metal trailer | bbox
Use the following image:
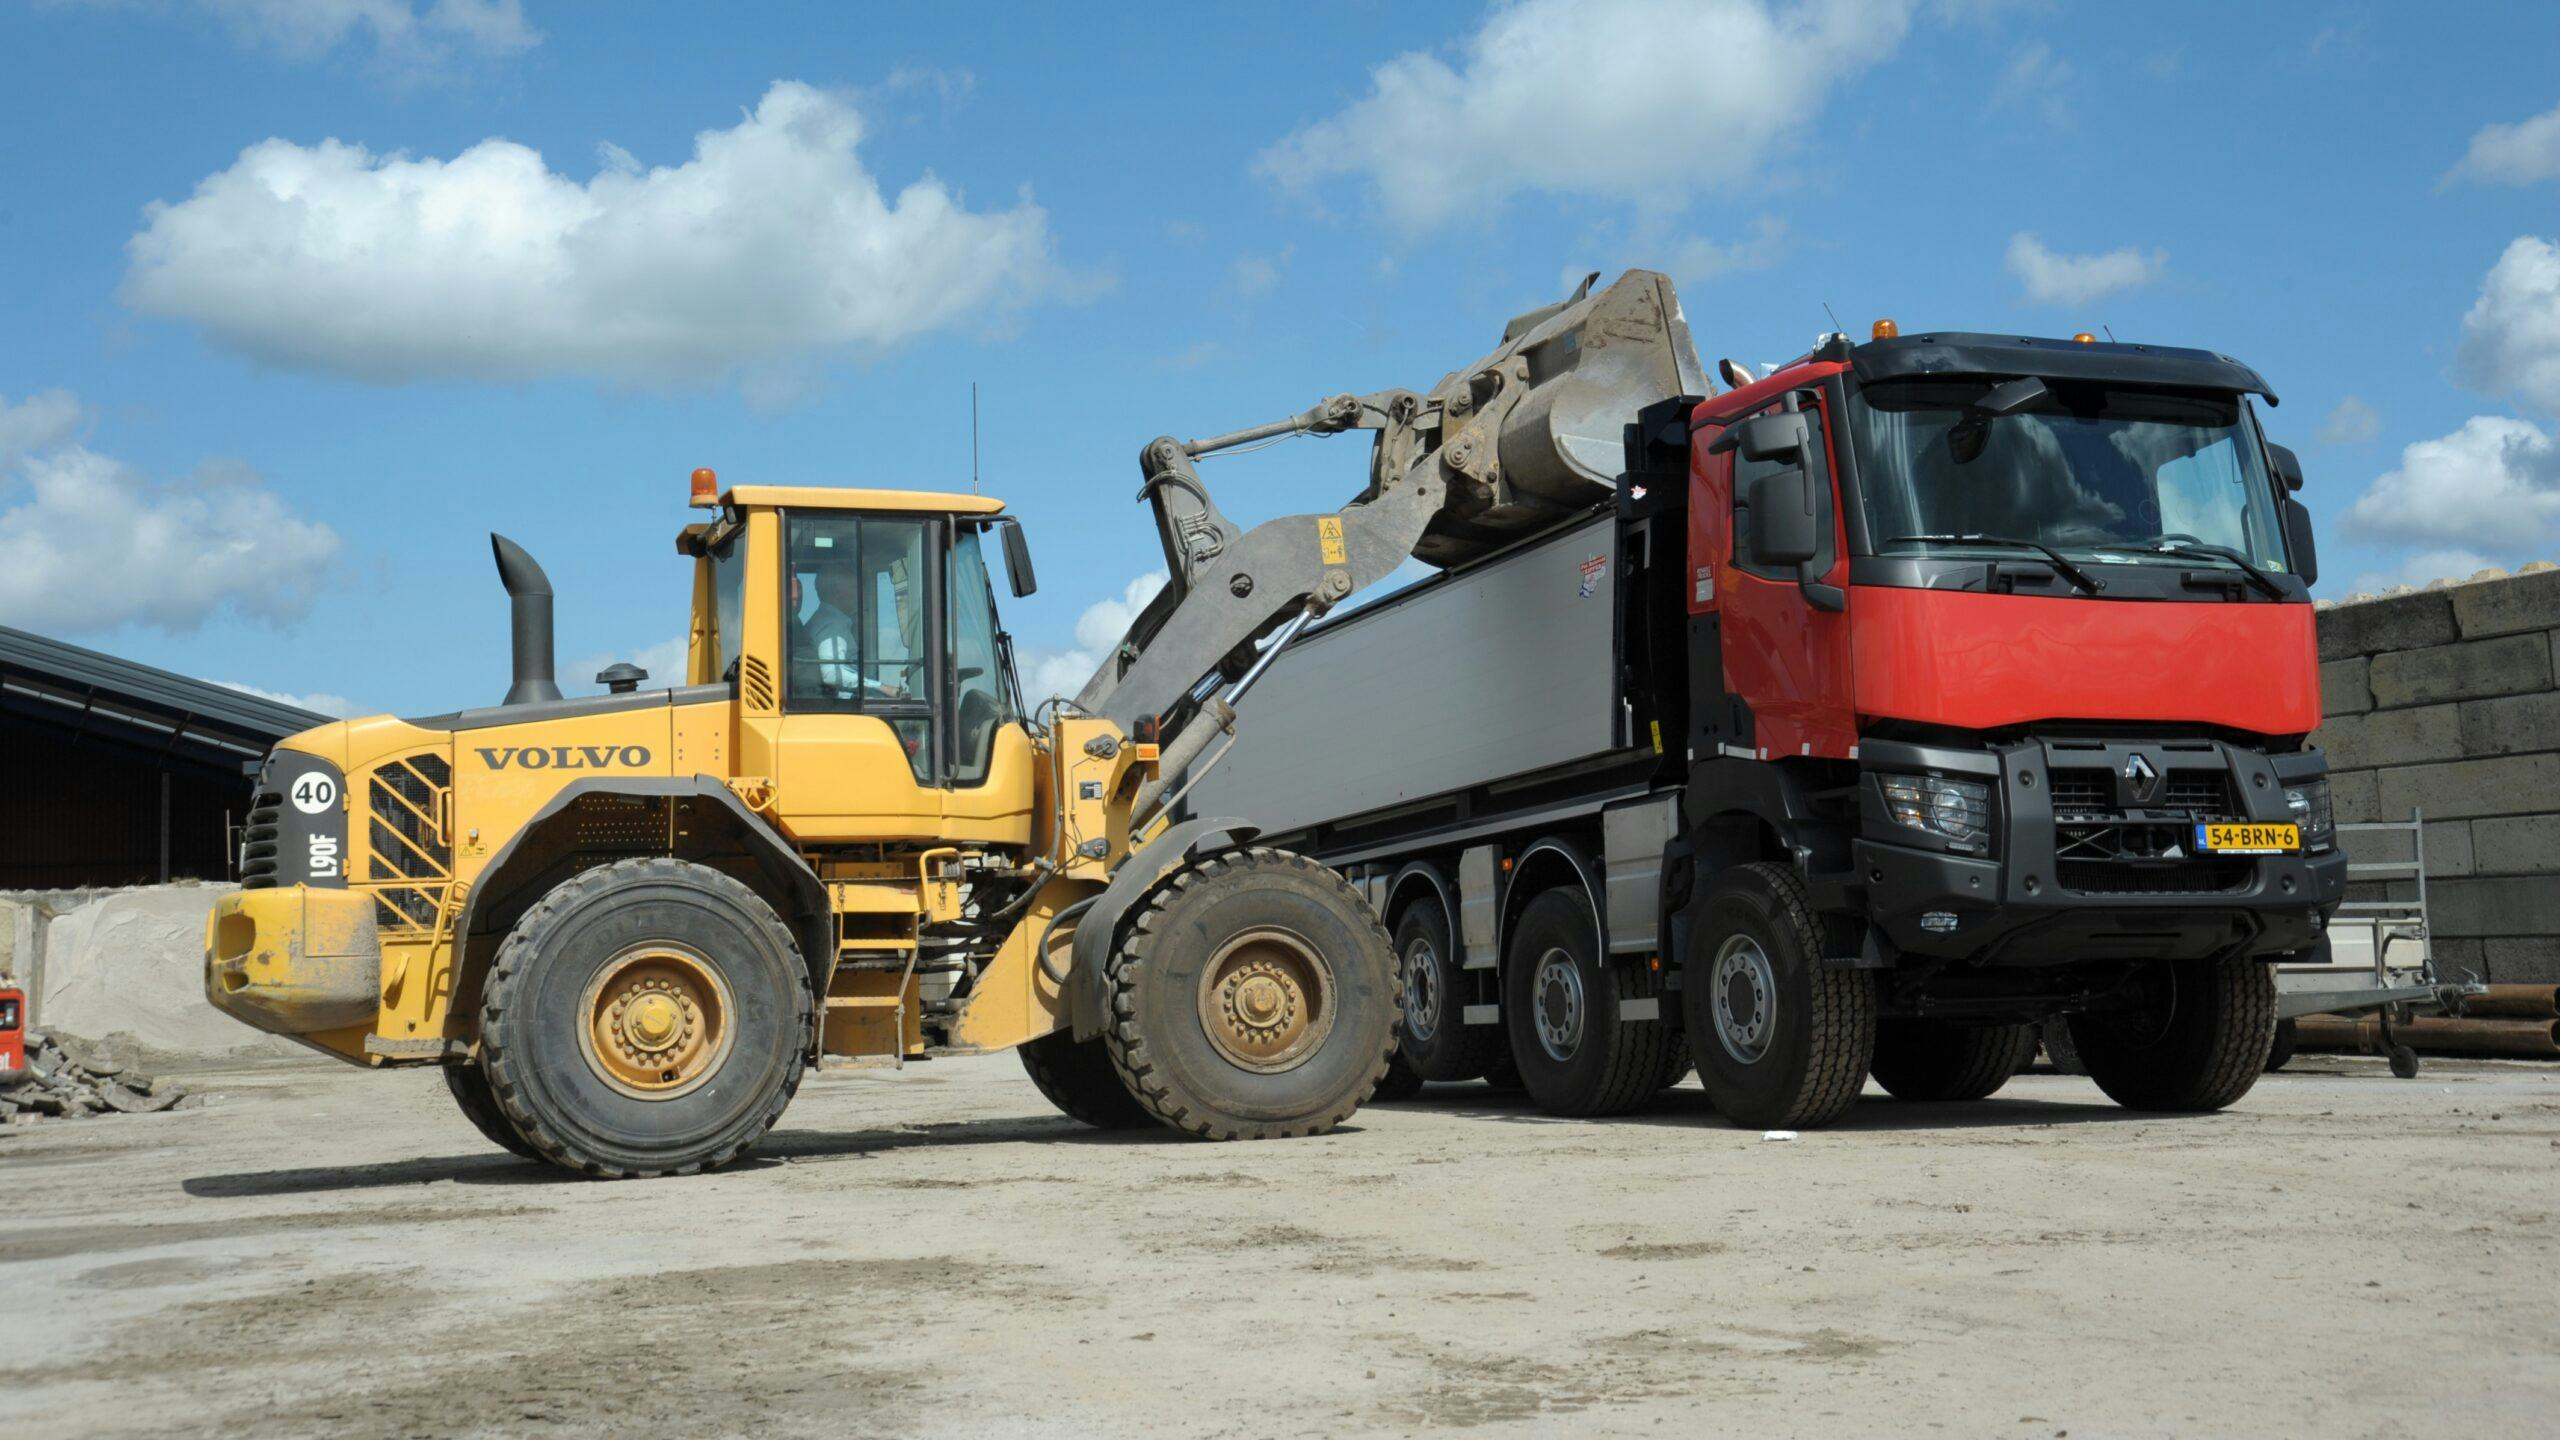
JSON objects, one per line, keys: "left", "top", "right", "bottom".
{"left": 2271, "top": 812, "right": 2483, "bottom": 1077}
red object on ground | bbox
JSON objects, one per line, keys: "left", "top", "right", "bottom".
{"left": 0, "top": 985, "right": 24, "bottom": 1073}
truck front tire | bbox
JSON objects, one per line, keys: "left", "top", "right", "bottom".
{"left": 1504, "top": 888, "right": 1678, "bottom": 1117}
{"left": 1869, "top": 1020, "right": 2037, "bottom": 1102}
{"left": 2067, "top": 954, "right": 2275, "bottom": 1112}
{"left": 479, "top": 858, "right": 813, "bottom": 1178}
{"left": 1683, "top": 863, "right": 1876, "bottom": 1129}
{"left": 1103, "top": 847, "right": 1399, "bottom": 1140}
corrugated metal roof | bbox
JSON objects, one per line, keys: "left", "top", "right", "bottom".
{"left": 0, "top": 624, "right": 327, "bottom": 769}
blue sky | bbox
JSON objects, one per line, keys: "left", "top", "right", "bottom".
{"left": 5, "top": 0, "right": 2560, "bottom": 718}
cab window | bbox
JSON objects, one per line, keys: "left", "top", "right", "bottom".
{"left": 948, "top": 527, "right": 1018, "bottom": 785}
{"left": 785, "top": 514, "right": 933, "bottom": 779}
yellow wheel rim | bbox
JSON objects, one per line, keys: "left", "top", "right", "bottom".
{"left": 1196, "top": 926, "right": 1335, "bottom": 1074}
{"left": 578, "top": 944, "right": 735, "bottom": 1100}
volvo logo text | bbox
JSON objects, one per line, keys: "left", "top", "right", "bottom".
{"left": 475, "top": 745, "right": 652, "bottom": 771}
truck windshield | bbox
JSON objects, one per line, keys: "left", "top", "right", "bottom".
{"left": 1848, "top": 380, "right": 2288, "bottom": 572}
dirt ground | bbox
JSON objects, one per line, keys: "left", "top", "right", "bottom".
{"left": 3, "top": 1052, "right": 2555, "bottom": 1439}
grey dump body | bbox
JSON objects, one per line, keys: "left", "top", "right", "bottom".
{"left": 1188, "top": 511, "right": 1627, "bottom": 840}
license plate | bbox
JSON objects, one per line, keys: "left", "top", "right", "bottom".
{"left": 2195, "top": 822, "right": 2298, "bottom": 854}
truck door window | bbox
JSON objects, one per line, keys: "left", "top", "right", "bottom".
{"left": 947, "top": 528, "right": 1017, "bottom": 786}
{"left": 785, "top": 514, "right": 935, "bottom": 780}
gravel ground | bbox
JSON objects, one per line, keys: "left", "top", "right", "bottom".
{"left": 2, "top": 1052, "right": 2555, "bottom": 1438}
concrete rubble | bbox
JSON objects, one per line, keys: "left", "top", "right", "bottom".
{"left": 0, "top": 1028, "right": 193, "bottom": 1123}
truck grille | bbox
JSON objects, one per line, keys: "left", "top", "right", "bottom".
{"left": 364, "top": 754, "right": 453, "bottom": 930}
{"left": 2049, "top": 767, "right": 2229, "bottom": 817}
{"left": 240, "top": 787, "right": 283, "bottom": 888}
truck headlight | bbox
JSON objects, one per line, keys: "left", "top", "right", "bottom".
{"left": 1879, "top": 774, "right": 1991, "bottom": 847}
{"left": 2285, "top": 778, "right": 2335, "bottom": 845}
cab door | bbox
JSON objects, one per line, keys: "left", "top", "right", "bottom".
{"left": 773, "top": 511, "right": 948, "bottom": 842}
{"left": 1691, "top": 391, "right": 1859, "bottom": 760}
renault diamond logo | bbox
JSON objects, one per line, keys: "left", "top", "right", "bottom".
{"left": 2122, "top": 753, "right": 2162, "bottom": 803}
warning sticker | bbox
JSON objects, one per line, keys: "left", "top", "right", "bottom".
{"left": 1317, "top": 516, "right": 1347, "bottom": 565}
{"left": 1579, "top": 554, "right": 1608, "bottom": 598}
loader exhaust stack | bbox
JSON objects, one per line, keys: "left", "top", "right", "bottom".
{"left": 491, "top": 533, "right": 562, "bottom": 706}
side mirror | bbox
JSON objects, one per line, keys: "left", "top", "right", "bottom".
{"left": 2268, "top": 442, "right": 2305, "bottom": 492}
{"left": 1707, "top": 410, "right": 1809, "bottom": 464}
{"left": 2281, "top": 497, "right": 2319, "bottom": 588}
{"left": 1747, "top": 468, "right": 1819, "bottom": 567}
{"left": 998, "top": 518, "right": 1037, "bottom": 598}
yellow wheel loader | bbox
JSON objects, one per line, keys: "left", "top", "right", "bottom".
{"left": 202, "top": 271, "right": 1701, "bottom": 1176}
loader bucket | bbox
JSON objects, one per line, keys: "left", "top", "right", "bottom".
{"left": 1412, "top": 269, "right": 1706, "bottom": 567}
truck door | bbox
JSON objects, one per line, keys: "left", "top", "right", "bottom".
{"left": 1691, "top": 392, "right": 1858, "bottom": 759}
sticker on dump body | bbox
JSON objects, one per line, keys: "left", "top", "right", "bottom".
{"left": 1317, "top": 516, "right": 1347, "bottom": 565}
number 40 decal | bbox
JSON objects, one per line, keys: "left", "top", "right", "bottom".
{"left": 290, "top": 774, "right": 338, "bottom": 815}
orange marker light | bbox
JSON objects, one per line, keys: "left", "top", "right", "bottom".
{"left": 2072, "top": 332, "right": 2096, "bottom": 345}
{"left": 690, "top": 467, "right": 718, "bottom": 506}
{"left": 1871, "top": 318, "right": 1899, "bottom": 340}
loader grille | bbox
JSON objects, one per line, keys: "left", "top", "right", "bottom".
{"left": 239, "top": 787, "right": 284, "bottom": 889}
{"left": 363, "top": 753, "right": 453, "bottom": 930}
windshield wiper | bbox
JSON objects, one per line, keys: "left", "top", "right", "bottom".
{"left": 1890, "top": 534, "right": 2104, "bottom": 595}
{"left": 2123, "top": 536, "right": 2287, "bottom": 599}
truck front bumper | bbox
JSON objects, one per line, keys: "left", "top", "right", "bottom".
{"left": 205, "top": 886, "right": 383, "bottom": 1038}
{"left": 1856, "top": 737, "right": 2349, "bottom": 967}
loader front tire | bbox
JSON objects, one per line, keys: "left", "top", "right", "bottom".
{"left": 480, "top": 858, "right": 813, "bottom": 1179}
{"left": 1103, "top": 847, "right": 1398, "bottom": 1140}
{"left": 1018, "top": 1028, "right": 1156, "bottom": 1129}
{"left": 443, "top": 1062, "right": 538, "bottom": 1160}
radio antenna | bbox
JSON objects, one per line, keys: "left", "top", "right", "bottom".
{"left": 1821, "top": 300, "right": 1845, "bottom": 339}
{"left": 970, "top": 380, "right": 981, "bottom": 495}
{"left": 2103, "top": 324, "right": 2118, "bottom": 343}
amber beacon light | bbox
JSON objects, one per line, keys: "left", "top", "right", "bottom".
{"left": 1871, "top": 318, "right": 1899, "bottom": 340}
{"left": 690, "top": 468, "right": 719, "bottom": 506}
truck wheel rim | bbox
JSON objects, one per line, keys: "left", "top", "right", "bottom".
{"left": 1710, "top": 935, "right": 1775, "bottom": 1065}
{"left": 1532, "top": 948, "right": 1585, "bottom": 1062}
{"left": 1404, "top": 937, "right": 1442, "bottom": 1042}
{"left": 1198, "top": 926, "right": 1334, "bottom": 1074}
{"left": 578, "top": 943, "right": 735, "bottom": 1100}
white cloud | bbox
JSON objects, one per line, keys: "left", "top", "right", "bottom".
{"left": 2318, "top": 396, "right": 2381, "bottom": 446}
{"left": 0, "top": 390, "right": 86, "bottom": 464}
{"left": 1990, "top": 40, "right": 2073, "bottom": 123}
{"left": 189, "top": 0, "right": 537, "bottom": 72}
{"left": 2344, "top": 415, "right": 2560, "bottom": 554}
{"left": 0, "top": 443, "right": 341, "bottom": 635}
{"left": 1232, "top": 249, "right": 1288, "bottom": 299}
{"left": 2445, "top": 100, "right": 2560, "bottom": 188}
{"left": 214, "top": 679, "right": 361, "bottom": 717}
{"left": 1257, "top": 0, "right": 1912, "bottom": 232}
{"left": 2455, "top": 236, "right": 2560, "bottom": 416}
{"left": 2346, "top": 549, "right": 2498, "bottom": 598}
{"left": 1018, "top": 571, "right": 1166, "bottom": 704}
{"left": 2005, "top": 232, "right": 2165, "bottom": 307}
{"left": 122, "top": 81, "right": 1070, "bottom": 389}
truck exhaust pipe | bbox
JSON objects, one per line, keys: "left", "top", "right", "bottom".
{"left": 490, "top": 533, "right": 562, "bottom": 706}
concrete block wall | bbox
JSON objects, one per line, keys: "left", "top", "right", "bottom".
{"left": 2315, "top": 562, "right": 2560, "bottom": 984}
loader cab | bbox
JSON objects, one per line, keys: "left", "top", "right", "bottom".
{"left": 685, "top": 481, "right": 1039, "bottom": 846}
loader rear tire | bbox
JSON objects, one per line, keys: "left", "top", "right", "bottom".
{"left": 1683, "top": 863, "right": 1876, "bottom": 1130}
{"left": 1103, "top": 847, "right": 1399, "bottom": 1140}
{"left": 1505, "top": 887, "right": 1679, "bottom": 1117}
{"left": 1869, "top": 1020, "right": 2038, "bottom": 1102}
{"left": 1018, "top": 1028, "right": 1155, "bottom": 1129}
{"left": 2067, "top": 954, "right": 2275, "bottom": 1112}
{"left": 443, "top": 1062, "right": 538, "bottom": 1160}
{"left": 1390, "top": 901, "right": 1499, "bottom": 1082}
{"left": 480, "top": 858, "right": 813, "bottom": 1179}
